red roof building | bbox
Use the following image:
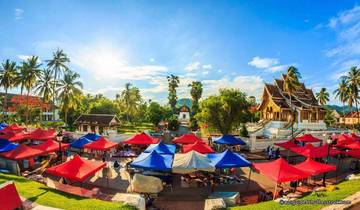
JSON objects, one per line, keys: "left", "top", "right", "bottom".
{"left": 182, "top": 141, "right": 215, "bottom": 154}
{"left": 83, "top": 137, "right": 118, "bottom": 151}
{"left": 122, "top": 132, "right": 159, "bottom": 145}
{"left": 293, "top": 158, "right": 336, "bottom": 176}
{"left": 46, "top": 155, "right": 106, "bottom": 182}
{"left": 173, "top": 134, "right": 203, "bottom": 144}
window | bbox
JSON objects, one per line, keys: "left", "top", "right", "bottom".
{"left": 183, "top": 114, "right": 186, "bottom": 119}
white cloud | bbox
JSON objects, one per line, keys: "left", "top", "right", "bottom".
{"left": 149, "top": 58, "right": 155, "bottom": 62}
{"left": 14, "top": 8, "right": 24, "bottom": 20}
{"left": 185, "top": 61, "right": 201, "bottom": 72}
{"left": 202, "top": 64, "right": 212, "bottom": 69}
{"left": 248, "top": 56, "right": 279, "bottom": 69}
{"left": 267, "top": 64, "right": 288, "bottom": 73}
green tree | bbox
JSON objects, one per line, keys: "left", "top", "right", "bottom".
{"left": 90, "top": 98, "right": 119, "bottom": 115}
{"left": 239, "top": 124, "right": 249, "bottom": 137}
{"left": 324, "top": 110, "right": 337, "bottom": 127}
{"left": 343, "top": 67, "right": 360, "bottom": 125}
{"left": 117, "top": 83, "right": 143, "bottom": 123}
{"left": 167, "top": 74, "right": 179, "bottom": 112}
{"left": 145, "top": 102, "right": 164, "bottom": 126}
{"left": 57, "top": 71, "right": 83, "bottom": 125}
{"left": 0, "top": 59, "right": 18, "bottom": 115}
{"left": 47, "top": 49, "right": 70, "bottom": 120}
{"left": 22, "top": 56, "right": 42, "bottom": 124}
{"left": 35, "top": 68, "right": 53, "bottom": 103}
{"left": 316, "top": 88, "right": 330, "bottom": 106}
{"left": 283, "top": 66, "right": 301, "bottom": 138}
{"left": 334, "top": 78, "right": 349, "bottom": 115}
{"left": 188, "top": 81, "right": 203, "bottom": 130}
{"left": 196, "top": 88, "right": 251, "bottom": 135}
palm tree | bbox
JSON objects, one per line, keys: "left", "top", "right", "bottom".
{"left": 283, "top": 66, "right": 301, "bottom": 139}
{"left": 16, "top": 64, "right": 28, "bottom": 95}
{"left": 167, "top": 74, "right": 180, "bottom": 112}
{"left": 35, "top": 68, "right": 54, "bottom": 103}
{"left": 188, "top": 81, "right": 203, "bottom": 116}
{"left": 22, "top": 56, "right": 42, "bottom": 124}
{"left": 119, "top": 83, "right": 142, "bottom": 122}
{"left": 57, "top": 71, "right": 82, "bottom": 125}
{"left": 0, "top": 60, "right": 18, "bottom": 116}
{"left": 316, "top": 88, "right": 330, "bottom": 106}
{"left": 334, "top": 78, "right": 348, "bottom": 115}
{"left": 47, "top": 49, "right": 70, "bottom": 120}
{"left": 343, "top": 67, "right": 360, "bottom": 125}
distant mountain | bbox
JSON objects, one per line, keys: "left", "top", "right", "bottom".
{"left": 325, "top": 104, "right": 358, "bottom": 115}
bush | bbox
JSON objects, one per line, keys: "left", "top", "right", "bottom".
{"left": 167, "top": 116, "right": 180, "bottom": 131}
{"left": 239, "top": 124, "right": 248, "bottom": 137}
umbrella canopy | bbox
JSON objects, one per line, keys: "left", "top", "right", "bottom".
{"left": 182, "top": 141, "right": 215, "bottom": 154}
{"left": 0, "top": 139, "right": 18, "bottom": 153}
{"left": 335, "top": 134, "right": 356, "bottom": 146}
{"left": 293, "top": 158, "right": 336, "bottom": 176}
{"left": 350, "top": 133, "right": 360, "bottom": 140}
{"left": 0, "top": 122, "right": 8, "bottom": 127}
{"left": 213, "top": 135, "right": 246, "bottom": 145}
{"left": 31, "top": 139, "right": 69, "bottom": 153}
{"left": 172, "top": 151, "right": 215, "bottom": 174}
{"left": 70, "top": 137, "right": 92, "bottom": 149}
{"left": 144, "top": 141, "right": 176, "bottom": 154}
{"left": 289, "top": 144, "right": 341, "bottom": 158}
{"left": 173, "top": 134, "right": 203, "bottom": 144}
{"left": 123, "top": 132, "right": 159, "bottom": 145}
{"left": 346, "top": 150, "right": 360, "bottom": 159}
{"left": 207, "top": 149, "right": 251, "bottom": 168}
{"left": 46, "top": 155, "right": 106, "bottom": 182}
{"left": 0, "top": 181, "right": 22, "bottom": 210}
{"left": 130, "top": 150, "right": 173, "bottom": 171}
{"left": 0, "top": 144, "right": 43, "bottom": 160}
{"left": 82, "top": 133, "right": 101, "bottom": 141}
{"left": 275, "top": 140, "right": 299, "bottom": 150}
{"left": 0, "top": 124, "right": 24, "bottom": 134}
{"left": 252, "top": 158, "right": 310, "bottom": 183}
{"left": 339, "top": 141, "right": 360, "bottom": 150}
{"left": 295, "top": 134, "right": 322, "bottom": 143}
{"left": 26, "top": 128, "right": 56, "bottom": 140}
{"left": 0, "top": 131, "right": 27, "bottom": 142}
{"left": 83, "top": 136, "right": 118, "bottom": 151}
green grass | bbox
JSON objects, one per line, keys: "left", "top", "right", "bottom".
{"left": 117, "top": 122, "right": 155, "bottom": 134}
{"left": 230, "top": 178, "right": 360, "bottom": 210}
{"left": 0, "top": 173, "right": 135, "bottom": 210}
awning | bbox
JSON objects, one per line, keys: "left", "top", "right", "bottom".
{"left": 346, "top": 150, "right": 360, "bottom": 159}
{"left": 0, "top": 181, "right": 22, "bottom": 210}
{"left": 213, "top": 135, "right": 246, "bottom": 145}
{"left": 0, "top": 131, "right": 27, "bottom": 142}
{"left": 26, "top": 128, "right": 56, "bottom": 140}
{"left": 182, "top": 141, "right": 215, "bottom": 154}
{"left": 0, "top": 124, "right": 24, "bottom": 134}
{"left": 207, "top": 149, "right": 251, "bottom": 168}
{"left": 295, "top": 134, "right": 322, "bottom": 143}
{"left": 83, "top": 137, "right": 118, "bottom": 151}
{"left": 275, "top": 140, "right": 299, "bottom": 150}
{"left": 293, "top": 158, "right": 336, "bottom": 176}
{"left": 173, "top": 134, "right": 203, "bottom": 144}
{"left": 31, "top": 139, "right": 69, "bottom": 153}
{"left": 0, "top": 139, "right": 18, "bottom": 153}
{"left": 0, "top": 144, "right": 43, "bottom": 160}
{"left": 144, "top": 141, "right": 176, "bottom": 154}
{"left": 252, "top": 158, "right": 310, "bottom": 183}
{"left": 334, "top": 134, "right": 356, "bottom": 146}
{"left": 130, "top": 150, "right": 173, "bottom": 171}
{"left": 70, "top": 137, "right": 92, "bottom": 149}
{"left": 122, "top": 133, "right": 159, "bottom": 145}
{"left": 82, "top": 133, "right": 101, "bottom": 141}
{"left": 289, "top": 144, "right": 341, "bottom": 158}
{"left": 46, "top": 155, "right": 106, "bottom": 182}
{"left": 172, "top": 151, "right": 215, "bottom": 174}
{"left": 338, "top": 141, "right": 360, "bottom": 150}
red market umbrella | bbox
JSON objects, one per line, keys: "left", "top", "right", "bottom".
{"left": 0, "top": 131, "right": 27, "bottom": 142}
{"left": 83, "top": 136, "right": 118, "bottom": 151}
{"left": 122, "top": 132, "right": 159, "bottom": 145}
{"left": 0, "top": 144, "right": 43, "bottom": 160}
{"left": 26, "top": 128, "right": 56, "bottom": 140}
{"left": 346, "top": 150, "right": 360, "bottom": 159}
{"left": 182, "top": 141, "right": 215, "bottom": 154}
{"left": 290, "top": 144, "right": 341, "bottom": 158}
{"left": 252, "top": 158, "right": 310, "bottom": 183}
{"left": 173, "top": 134, "right": 203, "bottom": 144}
{"left": 335, "top": 134, "right": 356, "bottom": 146}
{"left": 0, "top": 181, "right": 22, "bottom": 210}
{"left": 0, "top": 124, "right": 24, "bottom": 134}
{"left": 46, "top": 155, "right": 106, "bottom": 182}
{"left": 293, "top": 158, "right": 336, "bottom": 175}
{"left": 275, "top": 140, "right": 299, "bottom": 150}
{"left": 31, "top": 139, "right": 69, "bottom": 153}
{"left": 339, "top": 141, "right": 360, "bottom": 150}
{"left": 295, "top": 134, "right": 322, "bottom": 143}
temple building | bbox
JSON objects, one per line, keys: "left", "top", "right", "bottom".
{"left": 254, "top": 75, "right": 326, "bottom": 138}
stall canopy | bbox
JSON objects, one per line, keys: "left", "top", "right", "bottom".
{"left": 252, "top": 158, "right": 310, "bottom": 183}
{"left": 295, "top": 134, "right": 322, "bottom": 143}
{"left": 346, "top": 150, "right": 360, "bottom": 159}
{"left": 172, "top": 151, "right": 216, "bottom": 174}
{"left": 0, "top": 181, "right": 22, "bottom": 210}
{"left": 207, "top": 149, "right": 251, "bottom": 168}
{"left": 144, "top": 141, "right": 176, "bottom": 154}
{"left": 83, "top": 137, "right": 118, "bottom": 151}
{"left": 31, "top": 139, "right": 69, "bottom": 153}
{"left": 289, "top": 144, "right": 341, "bottom": 158}
{"left": 0, "top": 139, "right": 18, "bottom": 153}
{"left": 182, "top": 141, "right": 215, "bottom": 154}
{"left": 293, "top": 158, "right": 336, "bottom": 175}
{"left": 213, "top": 135, "right": 246, "bottom": 146}
{"left": 275, "top": 140, "right": 299, "bottom": 150}
{"left": 338, "top": 141, "right": 360, "bottom": 150}
{"left": 173, "top": 134, "right": 203, "bottom": 144}
{"left": 0, "top": 124, "right": 24, "bottom": 134}
{"left": 122, "top": 132, "right": 159, "bottom": 145}
{"left": 26, "top": 128, "right": 56, "bottom": 140}
{"left": 130, "top": 150, "right": 173, "bottom": 171}
{"left": 0, "top": 131, "right": 27, "bottom": 142}
{"left": 0, "top": 122, "right": 8, "bottom": 127}
{"left": 350, "top": 133, "right": 360, "bottom": 141}
{"left": 82, "top": 133, "right": 101, "bottom": 141}
{"left": 46, "top": 155, "right": 106, "bottom": 182}
{"left": 70, "top": 137, "right": 92, "bottom": 149}
{"left": 0, "top": 144, "right": 43, "bottom": 160}
{"left": 335, "top": 134, "right": 356, "bottom": 146}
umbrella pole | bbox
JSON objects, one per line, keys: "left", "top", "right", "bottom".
{"left": 247, "top": 168, "right": 252, "bottom": 190}
{"left": 273, "top": 183, "right": 278, "bottom": 200}
{"left": 335, "top": 157, "right": 340, "bottom": 184}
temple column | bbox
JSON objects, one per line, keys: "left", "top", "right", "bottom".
{"left": 297, "top": 109, "right": 301, "bottom": 124}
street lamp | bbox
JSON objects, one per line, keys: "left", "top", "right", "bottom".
{"left": 56, "top": 131, "right": 63, "bottom": 163}
{"left": 322, "top": 137, "right": 334, "bottom": 186}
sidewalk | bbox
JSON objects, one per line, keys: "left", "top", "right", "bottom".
{"left": 21, "top": 196, "right": 63, "bottom": 210}
{"left": 320, "top": 191, "right": 360, "bottom": 210}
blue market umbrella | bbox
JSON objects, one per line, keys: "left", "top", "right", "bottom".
{"left": 81, "top": 133, "right": 101, "bottom": 141}
{"left": 207, "top": 149, "right": 251, "bottom": 168}
{"left": 213, "top": 135, "right": 246, "bottom": 146}
{"left": 70, "top": 137, "right": 92, "bottom": 149}
{"left": 144, "top": 141, "right": 176, "bottom": 154}
{"left": 130, "top": 150, "right": 173, "bottom": 171}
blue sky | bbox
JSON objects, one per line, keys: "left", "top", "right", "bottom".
{"left": 1, "top": 1, "right": 359, "bottom": 104}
